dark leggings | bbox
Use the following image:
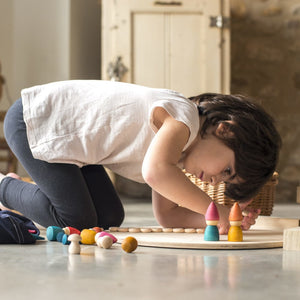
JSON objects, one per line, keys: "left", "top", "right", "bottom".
{"left": 0, "top": 98, "right": 124, "bottom": 229}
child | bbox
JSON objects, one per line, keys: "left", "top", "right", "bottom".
{"left": 0, "top": 80, "right": 281, "bottom": 234}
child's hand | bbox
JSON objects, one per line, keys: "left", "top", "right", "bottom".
{"left": 241, "top": 208, "right": 261, "bottom": 231}
{"left": 238, "top": 199, "right": 261, "bottom": 231}
{"left": 216, "top": 200, "right": 260, "bottom": 233}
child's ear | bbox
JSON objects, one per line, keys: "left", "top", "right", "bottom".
{"left": 215, "top": 122, "right": 234, "bottom": 138}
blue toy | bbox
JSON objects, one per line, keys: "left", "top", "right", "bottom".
{"left": 204, "top": 202, "right": 220, "bottom": 241}
{"left": 46, "top": 226, "right": 64, "bottom": 241}
{"left": 204, "top": 225, "right": 219, "bottom": 241}
{"left": 56, "top": 231, "right": 64, "bottom": 242}
{"left": 62, "top": 233, "right": 71, "bottom": 245}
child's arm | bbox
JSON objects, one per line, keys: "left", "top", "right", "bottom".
{"left": 142, "top": 107, "right": 230, "bottom": 232}
{"left": 152, "top": 189, "right": 230, "bottom": 234}
{"left": 152, "top": 189, "right": 259, "bottom": 233}
{"left": 152, "top": 189, "right": 207, "bottom": 228}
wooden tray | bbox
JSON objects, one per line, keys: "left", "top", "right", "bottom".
{"left": 112, "top": 217, "right": 300, "bottom": 250}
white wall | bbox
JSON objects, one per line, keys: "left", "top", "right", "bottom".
{"left": 13, "top": 0, "right": 71, "bottom": 97}
{"left": 0, "top": 0, "right": 101, "bottom": 175}
{"left": 0, "top": 0, "right": 14, "bottom": 109}
{"left": 70, "top": 0, "right": 101, "bottom": 79}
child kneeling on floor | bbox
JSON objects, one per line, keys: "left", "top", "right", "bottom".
{"left": 0, "top": 80, "right": 281, "bottom": 234}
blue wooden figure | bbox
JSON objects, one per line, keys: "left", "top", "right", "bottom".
{"left": 46, "top": 226, "right": 64, "bottom": 241}
{"left": 204, "top": 202, "right": 220, "bottom": 241}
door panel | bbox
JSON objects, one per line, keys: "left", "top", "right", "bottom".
{"left": 133, "top": 13, "right": 165, "bottom": 87}
{"left": 169, "top": 13, "right": 204, "bottom": 96}
{"left": 101, "top": 0, "right": 230, "bottom": 95}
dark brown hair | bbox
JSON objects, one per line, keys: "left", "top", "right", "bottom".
{"left": 188, "top": 93, "right": 282, "bottom": 202}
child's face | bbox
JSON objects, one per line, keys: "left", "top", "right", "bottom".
{"left": 182, "top": 133, "right": 238, "bottom": 185}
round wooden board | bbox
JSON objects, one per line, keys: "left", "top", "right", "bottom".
{"left": 113, "top": 229, "right": 283, "bottom": 250}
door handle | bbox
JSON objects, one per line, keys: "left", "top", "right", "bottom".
{"left": 107, "top": 56, "right": 128, "bottom": 82}
{"left": 154, "top": 1, "right": 182, "bottom": 6}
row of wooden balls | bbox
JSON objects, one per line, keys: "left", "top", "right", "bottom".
{"left": 46, "top": 226, "right": 138, "bottom": 254}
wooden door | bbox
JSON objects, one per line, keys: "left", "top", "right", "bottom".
{"left": 101, "top": 0, "right": 230, "bottom": 197}
{"left": 101, "top": 0, "right": 230, "bottom": 96}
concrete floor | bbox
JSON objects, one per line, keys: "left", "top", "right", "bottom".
{"left": 1, "top": 199, "right": 300, "bottom": 300}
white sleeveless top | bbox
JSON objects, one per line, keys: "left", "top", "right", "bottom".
{"left": 21, "top": 80, "right": 199, "bottom": 182}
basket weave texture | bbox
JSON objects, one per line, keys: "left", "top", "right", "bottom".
{"left": 185, "top": 172, "right": 278, "bottom": 216}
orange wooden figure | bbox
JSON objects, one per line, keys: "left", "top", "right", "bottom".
{"left": 228, "top": 202, "right": 243, "bottom": 242}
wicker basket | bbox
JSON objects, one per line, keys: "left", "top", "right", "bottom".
{"left": 185, "top": 171, "right": 278, "bottom": 216}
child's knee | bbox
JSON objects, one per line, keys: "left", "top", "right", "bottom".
{"left": 67, "top": 210, "right": 124, "bottom": 230}
{"left": 63, "top": 210, "right": 98, "bottom": 231}
{"left": 99, "top": 207, "right": 125, "bottom": 229}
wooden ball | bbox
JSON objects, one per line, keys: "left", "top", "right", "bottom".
{"left": 80, "top": 229, "right": 96, "bottom": 245}
{"left": 100, "top": 236, "right": 113, "bottom": 249}
{"left": 121, "top": 236, "right": 138, "bottom": 253}
{"left": 91, "top": 226, "right": 103, "bottom": 233}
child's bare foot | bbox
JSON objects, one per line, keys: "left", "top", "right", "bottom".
{"left": 6, "top": 172, "right": 22, "bottom": 180}
{"left": 0, "top": 172, "right": 21, "bottom": 183}
{"left": 0, "top": 172, "right": 22, "bottom": 211}
{"left": 0, "top": 172, "right": 6, "bottom": 182}
{"left": 0, "top": 203, "right": 9, "bottom": 211}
